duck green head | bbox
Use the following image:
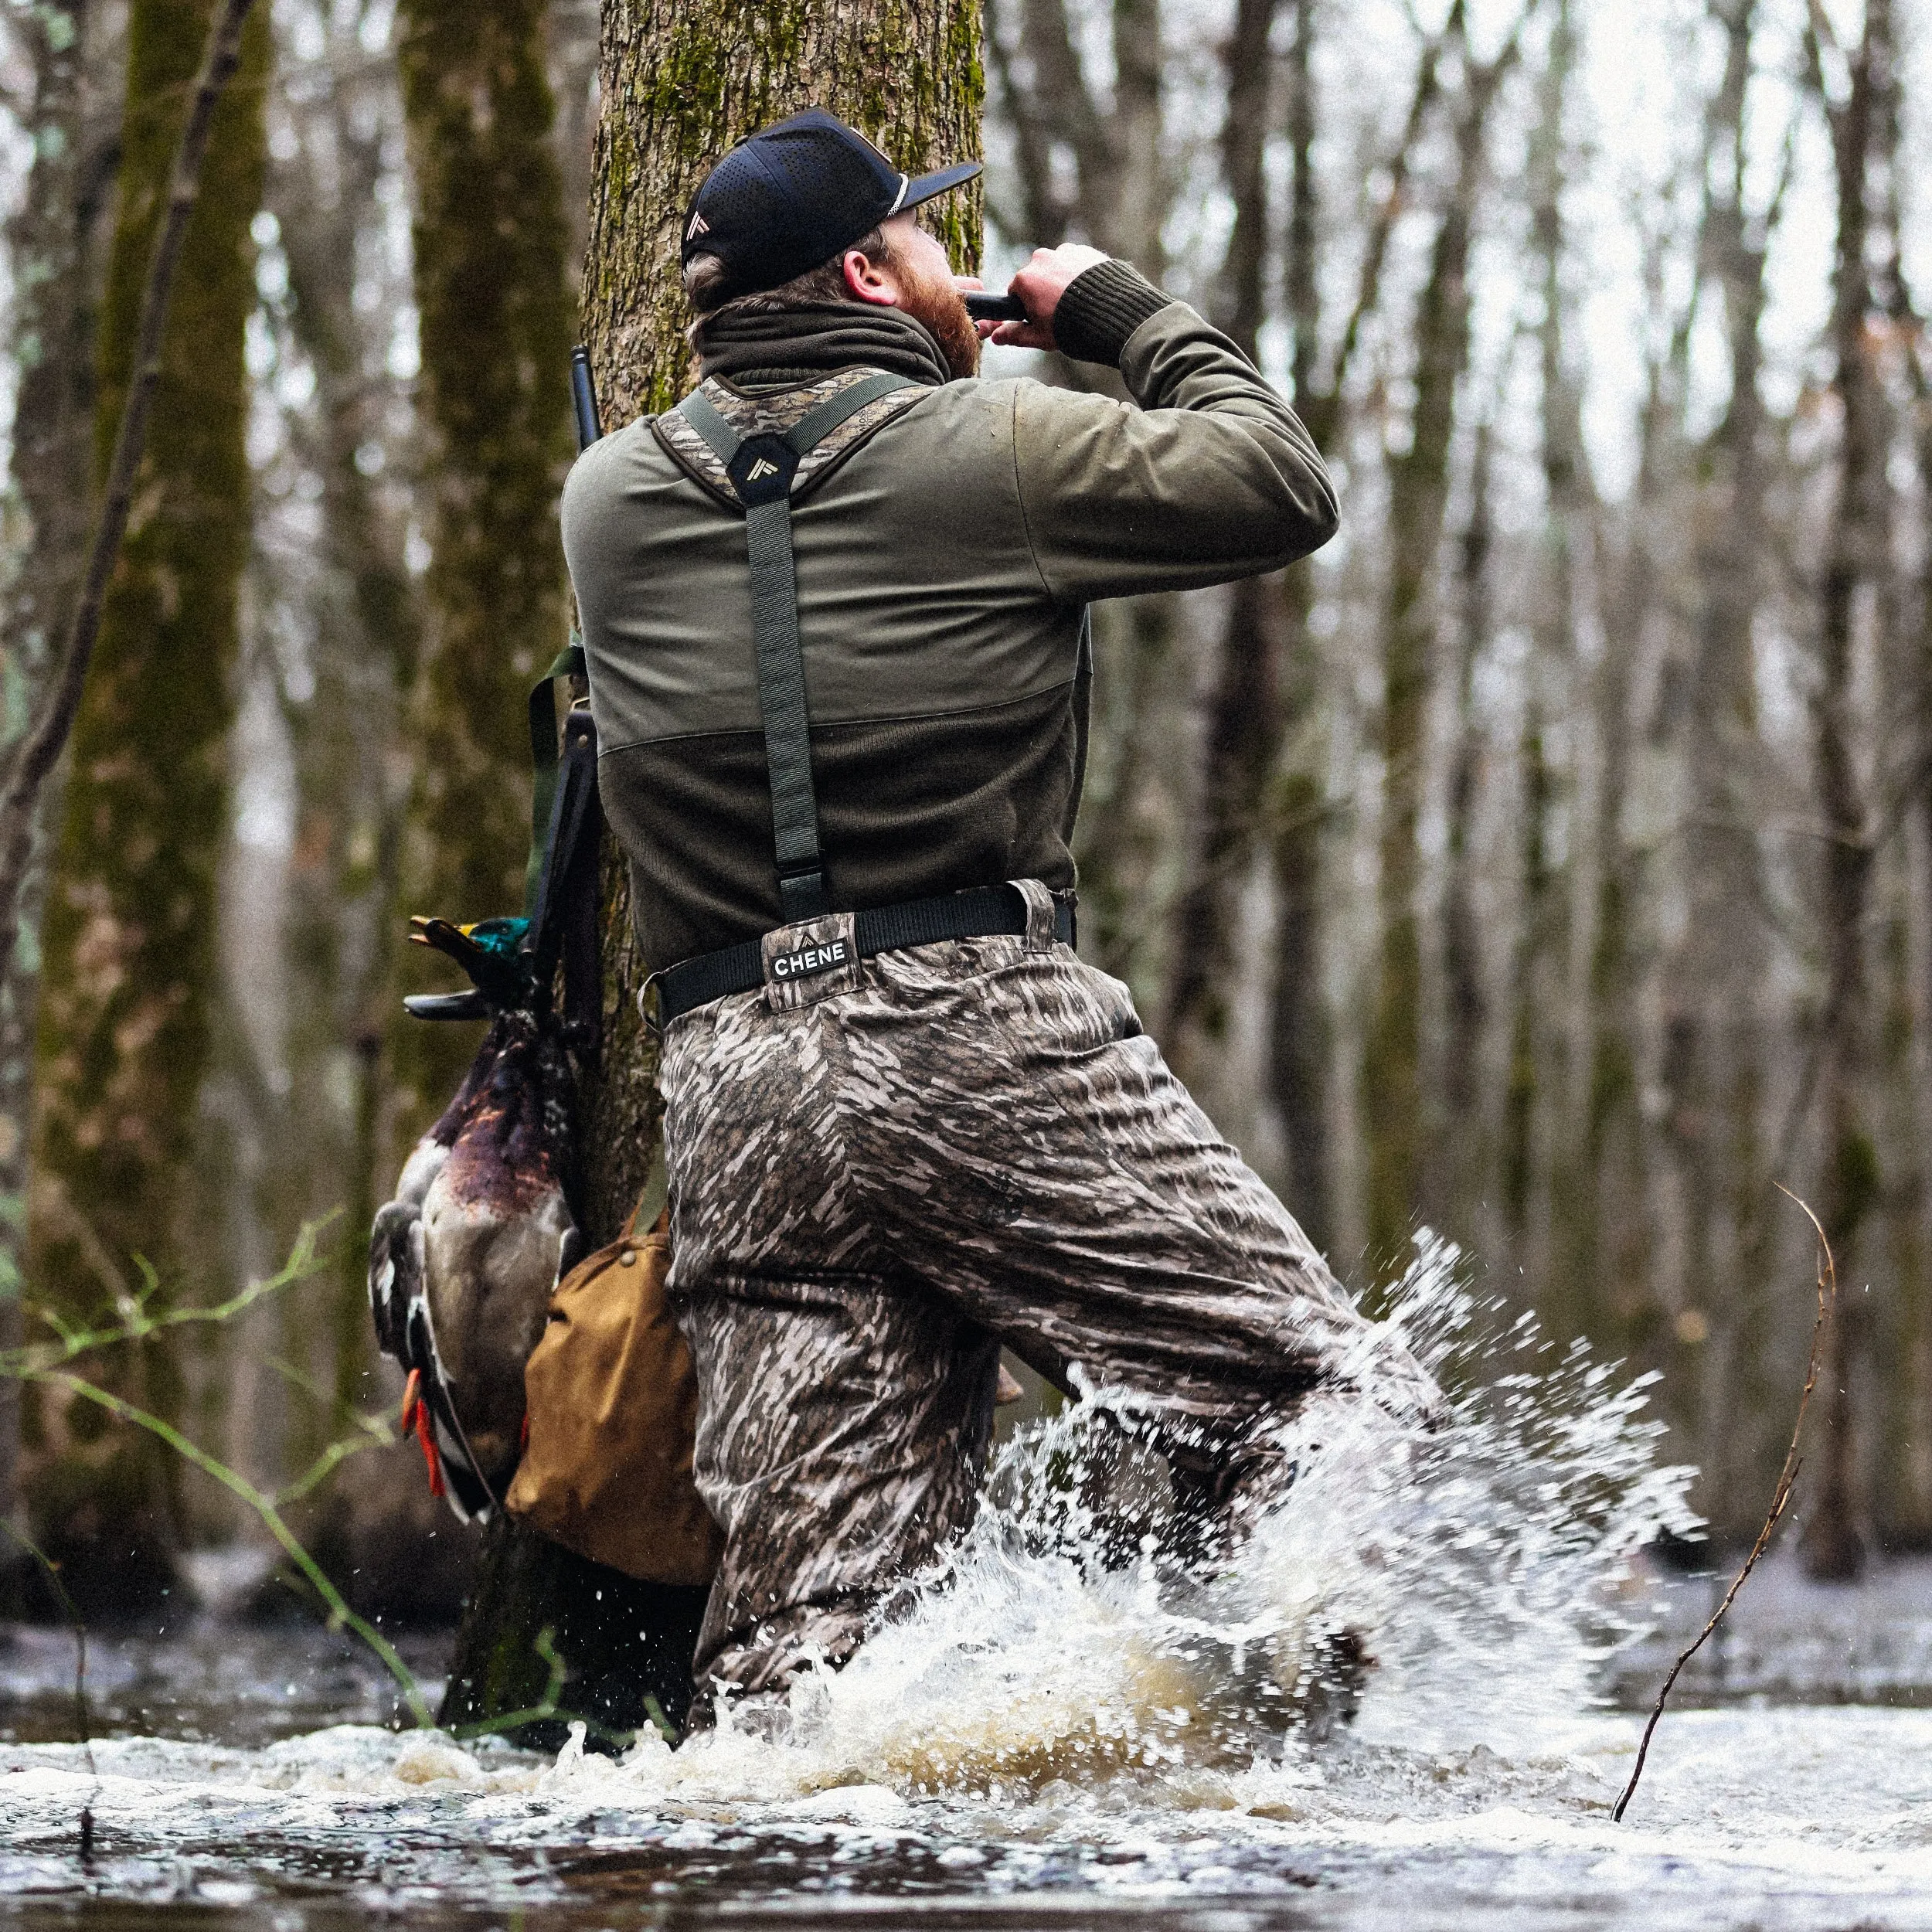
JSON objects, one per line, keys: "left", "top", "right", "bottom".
{"left": 408, "top": 915, "right": 532, "bottom": 1008}
{"left": 456, "top": 917, "right": 531, "bottom": 960}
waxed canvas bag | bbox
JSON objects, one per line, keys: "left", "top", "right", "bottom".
{"left": 505, "top": 1206, "right": 723, "bottom": 1586}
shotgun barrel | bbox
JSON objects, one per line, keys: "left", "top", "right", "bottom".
{"left": 570, "top": 346, "right": 603, "bottom": 451}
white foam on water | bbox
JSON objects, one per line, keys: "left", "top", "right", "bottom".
{"left": 6, "top": 1236, "right": 1932, "bottom": 1922}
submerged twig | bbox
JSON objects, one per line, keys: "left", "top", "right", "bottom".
{"left": 5, "top": 1216, "right": 636, "bottom": 1761}
{"left": 447, "top": 1627, "right": 570, "bottom": 1741}
{"left": 1, "top": 1520, "right": 97, "bottom": 1853}
{"left": 447, "top": 1627, "right": 660, "bottom": 1750}
{"left": 1613, "top": 1186, "right": 1837, "bottom": 1822}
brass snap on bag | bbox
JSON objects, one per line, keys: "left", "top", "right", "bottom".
{"left": 506, "top": 1207, "right": 723, "bottom": 1586}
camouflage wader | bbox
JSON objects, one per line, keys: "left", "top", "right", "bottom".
{"left": 662, "top": 879, "right": 1437, "bottom": 1709}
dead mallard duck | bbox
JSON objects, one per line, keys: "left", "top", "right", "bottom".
{"left": 369, "top": 918, "right": 584, "bottom": 1519}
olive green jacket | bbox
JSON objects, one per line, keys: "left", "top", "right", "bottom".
{"left": 561, "top": 265, "right": 1336, "bottom": 971}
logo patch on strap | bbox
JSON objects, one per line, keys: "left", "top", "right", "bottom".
{"left": 770, "top": 937, "right": 849, "bottom": 981}
{"left": 730, "top": 434, "right": 799, "bottom": 505}
{"left": 761, "top": 911, "right": 862, "bottom": 1012}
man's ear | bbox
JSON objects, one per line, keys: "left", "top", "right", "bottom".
{"left": 842, "top": 247, "right": 900, "bottom": 308}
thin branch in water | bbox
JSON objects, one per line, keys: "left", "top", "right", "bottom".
{"left": 5, "top": 1225, "right": 658, "bottom": 1760}
{"left": 446, "top": 1626, "right": 650, "bottom": 1750}
{"left": 447, "top": 1626, "right": 569, "bottom": 1740}
{"left": 1613, "top": 1186, "right": 1838, "bottom": 1822}
{"left": 264, "top": 1345, "right": 391, "bottom": 1440}
{"left": 1, "top": 1520, "right": 97, "bottom": 1853}
{"left": 274, "top": 1421, "right": 394, "bottom": 1508}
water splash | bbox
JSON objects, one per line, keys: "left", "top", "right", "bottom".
{"left": 12, "top": 1241, "right": 1932, "bottom": 1926}
{"left": 554, "top": 1232, "right": 1697, "bottom": 1809}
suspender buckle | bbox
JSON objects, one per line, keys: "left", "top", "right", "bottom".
{"left": 777, "top": 866, "right": 830, "bottom": 923}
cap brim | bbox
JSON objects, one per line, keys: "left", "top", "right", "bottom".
{"left": 898, "top": 160, "right": 982, "bottom": 213}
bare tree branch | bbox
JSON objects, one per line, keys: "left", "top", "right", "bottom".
{"left": 1318, "top": 0, "right": 1462, "bottom": 427}
{"left": 0, "top": 0, "right": 259, "bottom": 978}
{"left": 1614, "top": 1188, "right": 1838, "bottom": 1821}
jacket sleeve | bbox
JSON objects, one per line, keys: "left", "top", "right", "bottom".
{"left": 1011, "top": 266, "right": 1337, "bottom": 604}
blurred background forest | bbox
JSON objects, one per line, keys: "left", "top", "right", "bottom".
{"left": 0, "top": 0, "right": 1927, "bottom": 1627}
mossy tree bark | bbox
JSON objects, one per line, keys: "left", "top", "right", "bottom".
{"left": 0, "top": 0, "right": 123, "bottom": 1580}
{"left": 254, "top": 0, "right": 484, "bottom": 1620}
{"left": 23, "top": 0, "right": 267, "bottom": 1622}
{"left": 442, "top": 0, "right": 984, "bottom": 1739}
{"left": 387, "top": 0, "right": 577, "bottom": 1152}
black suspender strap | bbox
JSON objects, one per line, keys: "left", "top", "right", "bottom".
{"left": 525, "top": 637, "right": 587, "bottom": 913}
{"left": 676, "top": 372, "right": 915, "bottom": 923}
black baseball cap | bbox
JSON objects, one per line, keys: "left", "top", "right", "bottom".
{"left": 681, "top": 107, "right": 981, "bottom": 304}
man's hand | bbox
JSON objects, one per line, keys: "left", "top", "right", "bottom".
{"left": 975, "top": 243, "right": 1111, "bottom": 352}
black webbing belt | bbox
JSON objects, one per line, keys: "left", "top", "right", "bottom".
{"left": 655, "top": 882, "right": 1075, "bottom": 1026}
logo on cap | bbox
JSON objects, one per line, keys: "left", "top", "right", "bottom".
{"left": 680, "top": 108, "right": 981, "bottom": 301}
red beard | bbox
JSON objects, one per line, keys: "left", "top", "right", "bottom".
{"left": 900, "top": 267, "right": 980, "bottom": 379}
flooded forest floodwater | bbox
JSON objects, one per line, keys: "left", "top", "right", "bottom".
{"left": 5, "top": 1256, "right": 1932, "bottom": 1932}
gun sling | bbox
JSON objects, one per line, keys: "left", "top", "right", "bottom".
{"left": 655, "top": 375, "right": 1074, "bottom": 1027}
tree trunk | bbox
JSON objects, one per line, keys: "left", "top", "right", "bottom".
{"left": 1158, "top": 0, "right": 1284, "bottom": 1114}
{"left": 1658, "top": 0, "right": 1777, "bottom": 1542}
{"left": 993, "top": 0, "right": 1179, "bottom": 1002}
{"left": 386, "top": 0, "right": 577, "bottom": 1156}
{"left": 1800, "top": 0, "right": 1890, "bottom": 1583}
{"left": 1260, "top": 0, "right": 1445, "bottom": 1255}
{"left": 23, "top": 0, "right": 268, "bottom": 1624}
{"left": 0, "top": 0, "right": 124, "bottom": 1599}
{"left": 385, "top": 0, "right": 597, "bottom": 1713}
{"left": 1439, "top": 419, "right": 1492, "bottom": 1233}
{"left": 1359, "top": 5, "right": 1513, "bottom": 1278}
{"left": 256, "top": 0, "right": 478, "bottom": 1619}
{"left": 1900, "top": 195, "right": 1932, "bottom": 1556}
{"left": 442, "top": 0, "right": 985, "bottom": 1740}
{"left": 1866, "top": 0, "right": 1931, "bottom": 1560}
{"left": 1505, "top": 0, "right": 1585, "bottom": 1318}
{"left": 1577, "top": 229, "right": 1675, "bottom": 1403}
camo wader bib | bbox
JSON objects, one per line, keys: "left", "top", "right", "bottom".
{"left": 648, "top": 369, "right": 1433, "bottom": 1711}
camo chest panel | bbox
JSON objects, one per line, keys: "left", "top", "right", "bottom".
{"left": 653, "top": 368, "right": 922, "bottom": 509}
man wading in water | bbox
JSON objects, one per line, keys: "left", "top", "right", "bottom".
{"left": 563, "top": 110, "right": 1437, "bottom": 1725}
